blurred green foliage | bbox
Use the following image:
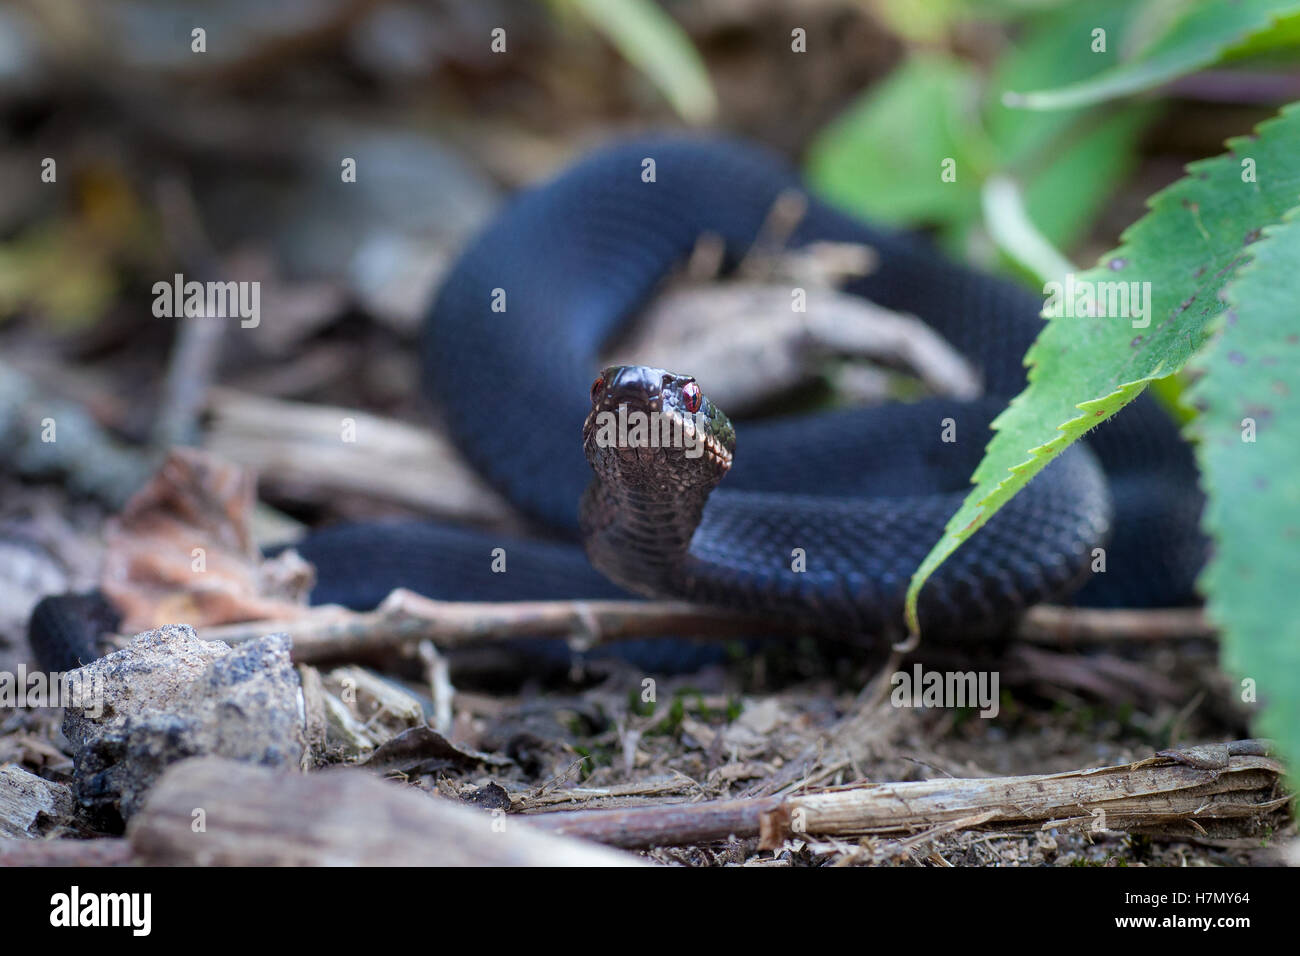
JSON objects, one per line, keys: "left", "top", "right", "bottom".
{"left": 807, "top": 0, "right": 1150, "bottom": 259}
{"left": 553, "top": 0, "right": 717, "bottom": 124}
{"left": 1007, "top": 0, "right": 1300, "bottom": 109}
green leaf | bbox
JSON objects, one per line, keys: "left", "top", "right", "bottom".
{"left": 905, "top": 101, "right": 1300, "bottom": 635}
{"left": 805, "top": 55, "right": 990, "bottom": 236}
{"left": 1222, "top": 7, "right": 1300, "bottom": 58}
{"left": 1014, "top": 104, "right": 1153, "bottom": 249}
{"left": 1005, "top": 0, "right": 1300, "bottom": 111}
{"left": 1188, "top": 206, "right": 1300, "bottom": 785}
{"left": 987, "top": 0, "right": 1153, "bottom": 249}
{"left": 1148, "top": 371, "right": 1199, "bottom": 426}
{"left": 808, "top": 2, "right": 1152, "bottom": 256}
{"left": 981, "top": 176, "right": 1076, "bottom": 283}
{"left": 866, "top": 0, "right": 971, "bottom": 43}
{"left": 561, "top": 0, "right": 717, "bottom": 125}
{"left": 986, "top": 0, "right": 1133, "bottom": 158}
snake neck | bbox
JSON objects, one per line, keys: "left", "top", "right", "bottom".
{"left": 579, "top": 478, "right": 706, "bottom": 598}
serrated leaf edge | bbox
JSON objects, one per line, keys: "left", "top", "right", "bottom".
{"left": 903, "top": 103, "right": 1300, "bottom": 636}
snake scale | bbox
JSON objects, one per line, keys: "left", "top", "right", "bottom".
{"left": 30, "top": 137, "right": 1206, "bottom": 671}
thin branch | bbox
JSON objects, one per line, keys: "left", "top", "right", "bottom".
{"left": 152, "top": 176, "right": 226, "bottom": 449}
{"left": 1018, "top": 605, "right": 1216, "bottom": 644}
{"left": 192, "top": 592, "right": 1218, "bottom": 664}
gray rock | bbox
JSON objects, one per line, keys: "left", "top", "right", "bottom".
{"left": 62, "top": 624, "right": 305, "bottom": 828}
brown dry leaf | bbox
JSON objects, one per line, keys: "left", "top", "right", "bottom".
{"left": 101, "top": 447, "right": 312, "bottom": 633}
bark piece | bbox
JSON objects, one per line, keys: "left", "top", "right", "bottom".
{"left": 204, "top": 389, "right": 518, "bottom": 526}
{"left": 128, "top": 756, "right": 641, "bottom": 866}
{"left": 0, "top": 765, "right": 76, "bottom": 838}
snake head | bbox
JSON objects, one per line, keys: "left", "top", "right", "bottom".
{"left": 583, "top": 365, "right": 735, "bottom": 492}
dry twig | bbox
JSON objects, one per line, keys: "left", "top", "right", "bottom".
{"left": 196, "top": 588, "right": 780, "bottom": 661}
{"left": 526, "top": 742, "right": 1288, "bottom": 850}
{"left": 1019, "top": 605, "right": 1215, "bottom": 643}
{"left": 193, "top": 591, "right": 1220, "bottom": 664}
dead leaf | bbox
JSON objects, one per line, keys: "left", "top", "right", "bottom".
{"left": 101, "top": 447, "right": 313, "bottom": 633}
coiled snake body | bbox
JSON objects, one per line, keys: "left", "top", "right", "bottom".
{"left": 31, "top": 138, "right": 1205, "bottom": 670}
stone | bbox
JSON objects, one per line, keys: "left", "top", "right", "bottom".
{"left": 62, "top": 624, "right": 305, "bottom": 829}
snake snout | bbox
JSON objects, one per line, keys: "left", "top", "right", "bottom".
{"left": 598, "top": 365, "right": 663, "bottom": 411}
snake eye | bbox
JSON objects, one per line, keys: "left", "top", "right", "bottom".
{"left": 681, "top": 381, "right": 702, "bottom": 413}
{"left": 590, "top": 375, "right": 605, "bottom": 404}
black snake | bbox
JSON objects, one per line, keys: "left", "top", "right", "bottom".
{"left": 30, "top": 137, "right": 1205, "bottom": 671}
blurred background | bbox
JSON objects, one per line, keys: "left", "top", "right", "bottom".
{"left": 1, "top": 0, "right": 1297, "bottom": 662}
